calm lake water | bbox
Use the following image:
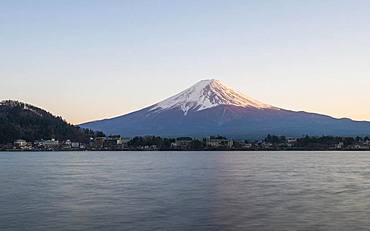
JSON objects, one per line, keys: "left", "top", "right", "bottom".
{"left": 1, "top": 151, "right": 370, "bottom": 231}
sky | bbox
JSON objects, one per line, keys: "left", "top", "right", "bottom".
{"left": 1, "top": 0, "right": 370, "bottom": 124}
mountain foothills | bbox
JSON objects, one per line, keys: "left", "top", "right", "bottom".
{"left": 81, "top": 79, "right": 370, "bottom": 138}
{"left": 0, "top": 100, "right": 101, "bottom": 144}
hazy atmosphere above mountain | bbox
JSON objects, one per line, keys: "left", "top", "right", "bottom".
{"left": 1, "top": 1, "right": 370, "bottom": 124}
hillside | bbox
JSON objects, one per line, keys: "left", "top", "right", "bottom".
{"left": 0, "top": 100, "right": 100, "bottom": 144}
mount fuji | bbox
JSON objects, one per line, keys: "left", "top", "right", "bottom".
{"left": 80, "top": 79, "right": 370, "bottom": 138}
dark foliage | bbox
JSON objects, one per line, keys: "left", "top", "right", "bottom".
{"left": 176, "top": 137, "right": 193, "bottom": 141}
{"left": 210, "top": 135, "right": 227, "bottom": 140}
{"left": 265, "top": 134, "right": 286, "bottom": 144}
{"left": 295, "top": 135, "right": 355, "bottom": 149}
{"left": 128, "top": 136, "right": 175, "bottom": 149}
{"left": 189, "top": 140, "right": 205, "bottom": 150}
{"left": 0, "top": 100, "right": 102, "bottom": 144}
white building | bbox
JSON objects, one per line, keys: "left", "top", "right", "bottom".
{"left": 14, "top": 139, "right": 28, "bottom": 148}
{"left": 206, "top": 137, "right": 233, "bottom": 148}
{"left": 36, "top": 139, "right": 59, "bottom": 149}
{"left": 71, "top": 142, "right": 80, "bottom": 148}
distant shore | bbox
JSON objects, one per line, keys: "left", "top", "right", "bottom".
{"left": 2, "top": 135, "right": 370, "bottom": 152}
{"left": 2, "top": 149, "right": 370, "bottom": 152}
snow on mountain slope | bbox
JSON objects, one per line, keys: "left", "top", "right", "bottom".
{"left": 150, "top": 79, "right": 276, "bottom": 115}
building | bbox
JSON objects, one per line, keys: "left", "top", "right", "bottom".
{"left": 36, "top": 139, "right": 59, "bottom": 149}
{"left": 122, "top": 138, "right": 131, "bottom": 149}
{"left": 93, "top": 137, "right": 106, "bottom": 149}
{"left": 242, "top": 143, "right": 253, "bottom": 149}
{"left": 14, "top": 139, "right": 28, "bottom": 149}
{"left": 206, "top": 136, "right": 233, "bottom": 149}
{"left": 71, "top": 142, "right": 80, "bottom": 149}
{"left": 172, "top": 137, "right": 193, "bottom": 150}
{"left": 287, "top": 138, "right": 297, "bottom": 147}
{"left": 104, "top": 135, "right": 124, "bottom": 149}
{"left": 353, "top": 144, "right": 369, "bottom": 150}
{"left": 335, "top": 142, "right": 344, "bottom": 149}
{"left": 260, "top": 142, "right": 273, "bottom": 149}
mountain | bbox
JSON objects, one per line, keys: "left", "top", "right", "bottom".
{"left": 0, "top": 100, "right": 99, "bottom": 144}
{"left": 80, "top": 79, "right": 370, "bottom": 138}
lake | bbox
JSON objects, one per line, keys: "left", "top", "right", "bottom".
{"left": 1, "top": 151, "right": 370, "bottom": 231}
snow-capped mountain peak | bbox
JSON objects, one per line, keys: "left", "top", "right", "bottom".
{"left": 150, "top": 79, "right": 274, "bottom": 115}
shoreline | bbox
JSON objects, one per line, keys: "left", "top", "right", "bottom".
{"left": 1, "top": 149, "right": 370, "bottom": 152}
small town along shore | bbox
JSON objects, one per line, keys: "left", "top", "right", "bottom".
{"left": 1, "top": 135, "right": 370, "bottom": 152}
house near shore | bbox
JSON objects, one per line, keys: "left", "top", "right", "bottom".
{"left": 172, "top": 137, "right": 193, "bottom": 150}
{"left": 92, "top": 135, "right": 125, "bottom": 150}
{"left": 206, "top": 136, "right": 233, "bottom": 149}
{"left": 14, "top": 139, "right": 30, "bottom": 149}
{"left": 287, "top": 137, "right": 297, "bottom": 147}
{"left": 33, "top": 139, "right": 60, "bottom": 149}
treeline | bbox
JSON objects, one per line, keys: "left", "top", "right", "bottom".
{"left": 128, "top": 136, "right": 174, "bottom": 149}
{"left": 295, "top": 135, "right": 369, "bottom": 150}
{"left": 0, "top": 100, "right": 104, "bottom": 144}
{"left": 127, "top": 136, "right": 206, "bottom": 150}
{"left": 125, "top": 134, "right": 370, "bottom": 151}
{"left": 264, "top": 134, "right": 370, "bottom": 150}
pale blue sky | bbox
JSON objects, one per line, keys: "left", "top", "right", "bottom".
{"left": 1, "top": 0, "right": 370, "bottom": 123}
